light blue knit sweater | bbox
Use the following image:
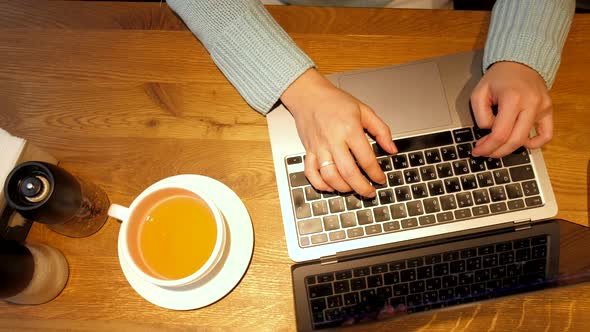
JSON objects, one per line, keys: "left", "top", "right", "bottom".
{"left": 167, "top": 0, "right": 575, "bottom": 115}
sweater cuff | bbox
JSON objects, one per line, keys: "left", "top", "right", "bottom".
{"left": 483, "top": 0, "right": 574, "bottom": 89}
{"left": 169, "top": 0, "right": 315, "bottom": 115}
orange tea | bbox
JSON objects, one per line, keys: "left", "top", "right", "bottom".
{"left": 126, "top": 188, "right": 218, "bottom": 280}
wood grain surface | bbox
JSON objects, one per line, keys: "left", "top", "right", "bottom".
{"left": 0, "top": 1, "right": 589, "bottom": 331}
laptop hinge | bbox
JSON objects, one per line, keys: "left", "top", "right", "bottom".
{"left": 320, "top": 254, "right": 338, "bottom": 265}
{"left": 513, "top": 218, "right": 532, "bottom": 231}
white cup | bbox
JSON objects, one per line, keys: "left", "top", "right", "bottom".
{"left": 108, "top": 179, "right": 226, "bottom": 288}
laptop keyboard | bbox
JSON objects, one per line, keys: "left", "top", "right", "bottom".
{"left": 286, "top": 127, "right": 544, "bottom": 248}
{"left": 305, "top": 235, "right": 548, "bottom": 329}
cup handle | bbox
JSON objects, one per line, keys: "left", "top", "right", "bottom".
{"left": 108, "top": 204, "right": 130, "bottom": 222}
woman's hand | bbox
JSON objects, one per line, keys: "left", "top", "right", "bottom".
{"left": 471, "top": 61, "right": 553, "bottom": 158}
{"left": 281, "top": 69, "right": 397, "bottom": 198}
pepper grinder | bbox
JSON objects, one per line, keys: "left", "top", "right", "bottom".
{"left": 3, "top": 161, "right": 109, "bottom": 238}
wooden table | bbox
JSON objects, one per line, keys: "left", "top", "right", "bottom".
{"left": 1, "top": 1, "right": 589, "bottom": 330}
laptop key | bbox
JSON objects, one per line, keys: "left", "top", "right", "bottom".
{"left": 453, "top": 160, "right": 470, "bottom": 175}
{"left": 436, "top": 212, "right": 454, "bottom": 223}
{"left": 357, "top": 209, "right": 374, "bottom": 225}
{"left": 328, "top": 197, "right": 345, "bottom": 213}
{"left": 427, "top": 180, "right": 445, "bottom": 196}
{"left": 309, "top": 284, "right": 333, "bottom": 298}
{"left": 440, "top": 195, "right": 458, "bottom": 211}
{"left": 340, "top": 212, "right": 357, "bottom": 228}
{"left": 306, "top": 276, "right": 317, "bottom": 285}
{"left": 411, "top": 184, "right": 428, "bottom": 199}
{"left": 409, "top": 151, "right": 426, "bottom": 167}
{"left": 377, "top": 286, "right": 393, "bottom": 301}
{"left": 460, "top": 175, "right": 478, "bottom": 190}
{"left": 444, "top": 177, "right": 461, "bottom": 193}
{"left": 455, "top": 208, "right": 472, "bottom": 219}
{"left": 436, "top": 162, "right": 453, "bottom": 178}
{"left": 384, "top": 272, "right": 400, "bottom": 284}
{"left": 395, "top": 186, "right": 412, "bottom": 202}
{"left": 335, "top": 270, "right": 352, "bottom": 280}
{"left": 329, "top": 230, "right": 346, "bottom": 241}
{"left": 493, "top": 169, "right": 511, "bottom": 184}
{"left": 472, "top": 205, "right": 490, "bottom": 216}
{"left": 373, "top": 206, "right": 391, "bottom": 222}
{"left": 304, "top": 186, "right": 322, "bottom": 201}
{"left": 434, "top": 263, "right": 450, "bottom": 276}
{"left": 485, "top": 158, "right": 502, "bottom": 170}
{"left": 310, "top": 299, "right": 326, "bottom": 320}
{"left": 409, "top": 280, "right": 425, "bottom": 294}
{"left": 345, "top": 194, "right": 363, "bottom": 210}
{"left": 390, "top": 203, "right": 408, "bottom": 219}
{"left": 362, "top": 196, "right": 379, "bottom": 208}
{"left": 293, "top": 188, "right": 311, "bottom": 219}
{"left": 378, "top": 189, "right": 395, "bottom": 205}
{"left": 420, "top": 165, "right": 437, "bottom": 181}
{"left": 298, "top": 218, "right": 322, "bottom": 235}
{"left": 300, "top": 237, "right": 310, "bottom": 246}
{"left": 383, "top": 221, "right": 401, "bottom": 232}
{"left": 441, "top": 146, "right": 458, "bottom": 161}
{"left": 489, "top": 186, "right": 507, "bottom": 201}
{"left": 477, "top": 172, "right": 495, "bottom": 187}
{"left": 419, "top": 215, "right": 436, "bottom": 225}
{"left": 469, "top": 157, "right": 487, "bottom": 172}
{"left": 312, "top": 200, "right": 329, "bottom": 216}
{"left": 472, "top": 189, "right": 490, "bottom": 205}
{"left": 404, "top": 168, "right": 421, "bottom": 184}
{"left": 401, "top": 269, "right": 417, "bottom": 282}
{"left": 394, "top": 131, "right": 453, "bottom": 153}
{"left": 318, "top": 273, "right": 335, "bottom": 283}
{"left": 425, "top": 149, "right": 442, "bottom": 164}
{"left": 443, "top": 251, "right": 460, "bottom": 262}
{"left": 322, "top": 216, "right": 340, "bottom": 231}
{"left": 311, "top": 233, "right": 328, "bottom": 244}
{"left": 532, "top": 236, "right": 548, "bottom": 246}
{"left": 525, "top": 196, "right": 543, "bottom": 207}
{"left": 327, "top": 295, "right": 343, "bottom": 308}
{"left": 522, "top": 180, "right": 540, "bottom": 196}
{"left": 389, "top": 261, "right": 406, "bottom": 271}
{"left": 426, "top": 254, "right": 442, "bottom": 264}
{"left": 510, "top": 165, "right": 535, "bottom": 182}
{"left": 453, "top": 128, "right": 474, "bottom": 143}
{"left": 368, "top": 275, "right": 384, "bottom": 288}
{"left": 371, "top": 264, "right": 388, "bottom": 274}
{"left": 456, "top": 192, "right": 474, "bottom": 208}
{"left": 378, "top": 157, "right": 393, "bottom": 172}
{"left": 457, "top": 143, "right": 472, "bottom": 159}
{"left": 343, "top": 292, "right": 359, "bottom": 306}
{"left": 392, "top": 154, "right": 409, "bottom": 169}
{"left": 351, "top": 277, "right": 367, "bottom": 290}
{"left": 387, "top": 171, "right": 404, "bottom": 187}
{"left": 372, "top": 143, "right": 389, "bottom": 157}
{"left": 489, "top": 202, "right": 508, "bottom": 213}
{"left": 505, "top": 183, "right": 523, "bottom": 199}
{"left": 423, "top": 197, "right": 441, "bottom": 213}
{"left": 407, "top": 257, "right": 424, "bottom": 268}
{"left": 365, "top": 224, "right": 383, "bottom": 235}
{"left": 401, "top": 218, "right": 419, "bottom": 228}
{"left": 507, "top": 199, "right": 525, "bottom": 210}
{"left": 502, "top": 147, "right": 530, "bottom": 167}
{"left": 347, "top": 227, "right": 364, "bottom": 238}
{"left": 289, "top": 172, "right": 310, "bottom": 187}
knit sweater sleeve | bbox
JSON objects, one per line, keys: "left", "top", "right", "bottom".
{"left": 483, "top": 0, "right": 575, "bottom": 89}
{"left": 166, "top": 0, "right": 315, "bottom": 115}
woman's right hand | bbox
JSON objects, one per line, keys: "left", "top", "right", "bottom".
{"left": 280, "top": 69, "right": 397, "bottom": 198}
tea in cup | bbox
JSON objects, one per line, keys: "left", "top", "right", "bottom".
{"left": 108, "top": 182, "right": 226, "bottom": 288}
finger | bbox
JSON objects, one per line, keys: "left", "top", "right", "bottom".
{"left": 488, "top": 109, "right": 536, "bottom": 158}
{"left": 470, "top": 82, "right": 495, "bottom": 129}
{"left": 525, "top": 112, "right": 553, "bottom": 149}
{"left": 316, "top": 149, "right": 352, "bottom": 193}
{"left": 360, "top": 105, "right": 397, "bottom": 154}
{"left": 472, "top": 95, "right": 520, "bottom": 157}
{"left": 346, "top": 130, "right": 386, "bottom": 185}
{"left": 303, "top": 152, "right": 333, "bottom": 192}
{"left": 331, "top": 143, "right": 376, "bottom": 197}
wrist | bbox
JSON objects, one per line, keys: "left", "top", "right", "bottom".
{"left": 280, "top": 68, "right": 332, "bottom": 115}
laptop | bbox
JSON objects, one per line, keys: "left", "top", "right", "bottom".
{"left": 266, "top": 50, "right": 557, "bottom": 263}
{"left": 266, "top": 50, "right": 559, "bottom": 330}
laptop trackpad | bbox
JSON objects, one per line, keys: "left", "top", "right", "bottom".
{"left": 337, "top": 61, "right": 452, "bottom": 135}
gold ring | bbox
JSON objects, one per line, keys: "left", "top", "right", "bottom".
{"left": 319, "top": 160, "right": 335, "bottom": 168}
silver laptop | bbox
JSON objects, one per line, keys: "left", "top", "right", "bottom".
{"left": 267, "top": 50, "right": 557, "bottom": 263}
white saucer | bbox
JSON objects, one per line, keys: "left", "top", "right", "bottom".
{"left": 118, "top": 175, "right": 254, "bottom": 310}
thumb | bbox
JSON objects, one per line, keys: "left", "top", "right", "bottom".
{"left": 360, "top": 105, "right": 397, "bottom": 154}
{"left": 470, "top": 82, "right": 495, "bottom": 129}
